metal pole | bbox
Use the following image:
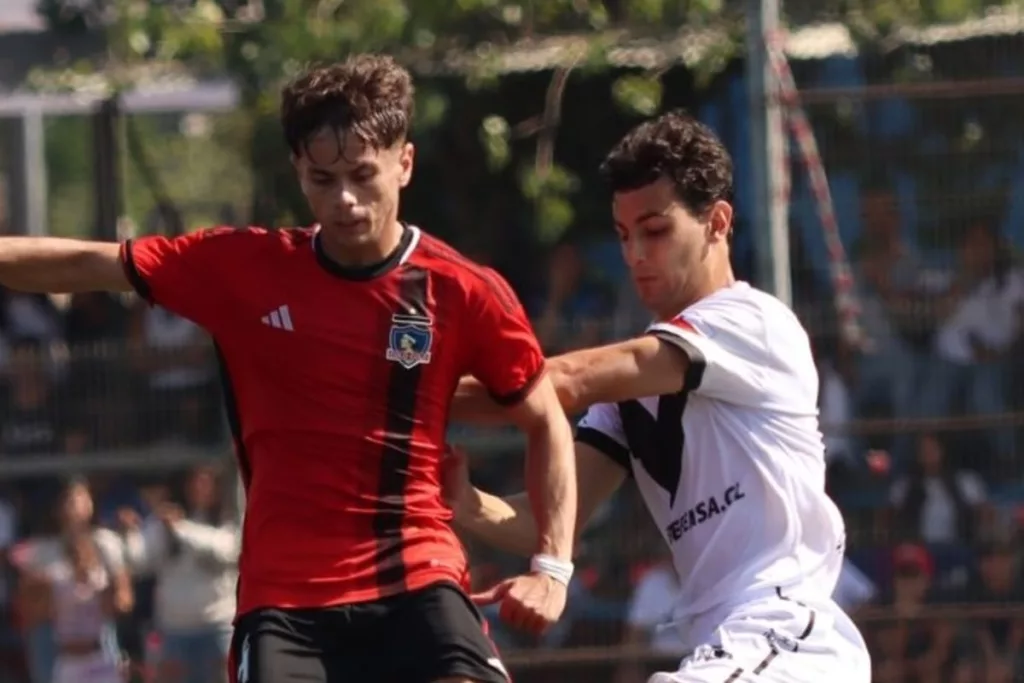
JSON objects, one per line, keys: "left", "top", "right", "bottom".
{"left": 746, "top": 0, "right": 792, "bottom": 306}
{"left": 22, "top": 108, "right": 48, "bottom": 236}
{"left": 92, "top": 97, "right": 122, "bottom": 241}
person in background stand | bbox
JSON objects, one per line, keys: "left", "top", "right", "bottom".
{"left": 18, "top": 530, "right": 128, "bottom": 683}
{"left": 12, "top": 480, "right": 131, "bottom": 683}
{"left": 122, "top": 465, "right": 238, "bottom": 683}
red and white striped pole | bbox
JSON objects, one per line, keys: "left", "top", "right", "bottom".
{"left": 766, "top": 40, "right": 868, "bottom": 351}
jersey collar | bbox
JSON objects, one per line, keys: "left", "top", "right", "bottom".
{"left": 312, "top": 224, "right": 418, "bottom": 281}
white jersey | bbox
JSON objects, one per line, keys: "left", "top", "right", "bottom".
{"left": 577, "top": 282, "right": 846, "bottom": 644}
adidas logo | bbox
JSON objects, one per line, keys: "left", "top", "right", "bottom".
{"left": 261, "top": 305, "right": 294, "bottom": 331}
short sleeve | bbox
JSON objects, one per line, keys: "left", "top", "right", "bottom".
{"left": 646, "top": 294, "right": 816, "bottom": 409}
{"left": 466, "top": 269, "right": 546, "bottom": 406}
{"left": 120, "top": 227, "right": 243, "bottom": 332}
{"left": 576, "top": 402, "right": 631, "bottom": 473}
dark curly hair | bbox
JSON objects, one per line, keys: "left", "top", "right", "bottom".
{"left": 280, "top": 54, "right": 415, "bottom": 159}
{"left": 600, "top": 109, "right": 734, "bottom": 217}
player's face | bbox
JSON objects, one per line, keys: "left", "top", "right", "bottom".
{"left": 293, "top": 127, "right": 414, "bottom": 261}
{"left": 613, "top": 177, "right": 733, "bottom": 318}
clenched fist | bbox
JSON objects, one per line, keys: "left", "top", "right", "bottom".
{"left": 471, "top": 572, "right": 567, "bottom": 634}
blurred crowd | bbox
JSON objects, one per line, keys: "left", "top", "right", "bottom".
{"left": 0, "top": 181, "right": 1021, "bottom": 682}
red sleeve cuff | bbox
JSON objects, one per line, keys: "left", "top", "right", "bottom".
{"left": 119, "top": 240, "right": 153, "bottom": 303}
{"left": 488, "top": 363, "right": 546, "bottom": 407}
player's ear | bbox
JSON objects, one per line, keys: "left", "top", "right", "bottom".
{"left": 707, "top": 200, "right": 733, "bottom": 243}
{"left": 398, "top": 142, "right": 415, "bottom": 188}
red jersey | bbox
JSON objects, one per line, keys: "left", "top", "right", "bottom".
{"left": 119, "top": 225, "right": 544, "bottom": 617}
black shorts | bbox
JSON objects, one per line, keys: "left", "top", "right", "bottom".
{"left": 228, "top": 582, "right": 509, "bottom": 683}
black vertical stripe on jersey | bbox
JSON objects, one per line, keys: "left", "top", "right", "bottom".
{"left": 618, "top": 391, "right": 688, "bottom": 506}
{"left": 374, "top": 266, "right": 429, "bottom": 592}
{"left": 214, "top": 344, "right": 251, "bottom": 491}
{"left": 212, "top": 342, "right": 249, "bottom": 613}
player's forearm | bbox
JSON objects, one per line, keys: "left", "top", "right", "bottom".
{"left": 458, "top": 490, "right": 539, "bottom": 557}
{"left": 0, "top": 237, "right": 129, "bottom": 293}
{"left": 548, "top": 337, "right": 688, "bottom": 412}
{"left": 524, "top": 415, "right": 577, "bottom": 562}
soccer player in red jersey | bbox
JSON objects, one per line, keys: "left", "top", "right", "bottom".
{"left": 0, "top": 55, "right": 578, "bottom": 683}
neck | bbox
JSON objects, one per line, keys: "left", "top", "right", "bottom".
{"left": 320, "top": 220, "right": 404, "bottom": 267}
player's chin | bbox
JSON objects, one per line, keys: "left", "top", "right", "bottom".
{"left": 323, "top": 222, "right": 376, "bottom": 245}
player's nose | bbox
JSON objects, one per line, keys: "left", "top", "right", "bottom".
{"left": 337, "top": 187, "right": 359, "bottom": 209}
{"left": 623, "top": 237, "right": 647, "bottom": 266}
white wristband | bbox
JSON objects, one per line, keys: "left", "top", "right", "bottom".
{"left": 530, "top": 554, "right": 574, "bottom": 586}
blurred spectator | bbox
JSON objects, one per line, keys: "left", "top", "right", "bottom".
{"left": 63, "top": 293, "right": 130, "bottom": 350}
{"left": 13, "top": 480, "right": 131, "bottom": 683}
{"left": 614, "top": 558, "right": 685, "bottom": 683}
{"left": 0, "top": 291, "right": 62, "bottom": 351}
{"left": 128, "top": 304, "right": 220, "bottom": 446}
{"left": 63, "top": 293, "right": 131, "bottom": 450}
{"left": 949, "top": 539, "right": 1024, "bottom": 682}
{"left": 817, "top": 334, "right": 874, "bottom": 501}
{"left": 0, "top": 340, "right": 83, "bottom": 458}
{"left": 0, "top": 340, "right": 88, "bottom": 535}
{"left": 22, "top": 529, "right": 129, "bottom": 683}
{"left": 0, "top": 496, "right": 22, "bottom": 683}
{"left": 852, "top": 188, "right": 924, "bottom": 451}
{"left": 924, "top": 222, "right": 1023, "bottom": 466}
{"left": 123, "top": 465, "right": 237, "bottom": 683}
{"left": 870, "top": 543, "right": 954, "bottom": 683}
{"left": 532, "top": 240, "right": 611, "bottom": 354}
{"left": 886, "top": 433, "right": 991, "bottom": 545}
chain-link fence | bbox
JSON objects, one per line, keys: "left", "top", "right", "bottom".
{"left": 2, "top": 6, "right": 1024, "bottom": 683}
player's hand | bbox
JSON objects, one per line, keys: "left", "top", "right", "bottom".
{"left": 471, "top": 572, "right": 567, "bottom": 634}
{"left": 441, "top": 445, "right": 473, "bottom": 517}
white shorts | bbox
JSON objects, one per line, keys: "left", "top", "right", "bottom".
{"left": 52, "top": 651, "right": 121, "bottom": 683}
{"left": 649, "top": 592, "right": 870, "bottom": 683}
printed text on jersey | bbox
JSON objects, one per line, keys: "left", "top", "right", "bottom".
{"left": 664, "top": 483, "right": 746, "bottom": 542}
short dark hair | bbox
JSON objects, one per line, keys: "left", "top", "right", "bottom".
{"left": 600, "top": 109, "right": 733, "bottom": 217}
{"left": 280, "top": 54, "right": 415, "bottom": 158}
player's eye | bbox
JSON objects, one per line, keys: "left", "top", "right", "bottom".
{"left": 311, "top": 174, "right": 335, "bottom": 186}
{"left": 351, "top": 167, "right": 379, "bottom": 184}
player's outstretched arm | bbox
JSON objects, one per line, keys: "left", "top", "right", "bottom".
{"left": 450, "top": 440, "right": 626, "bottom": 558}
{"left": 506, "top": 375, "right": 577, "bottom": 563}
{"left": 452, "top": 335, "right": 689, "bottom": 423}
{"left": 0, "top": 237, "right": 130, "bottom": 293}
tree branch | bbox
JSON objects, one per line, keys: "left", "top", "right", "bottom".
{"left": 535, "top": 53, "right": 582, "bottom": 176}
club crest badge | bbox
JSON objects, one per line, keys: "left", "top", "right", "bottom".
{"left": 386, "top": 314, "right": 433, "bottom": 369}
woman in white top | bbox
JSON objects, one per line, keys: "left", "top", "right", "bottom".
{"left": 123, "top": 465, "right": 238, "bottom": 683}
{"left": 15, "top": 479, "right": 133, "bottom": 683}
{"left": 20, "top": 531, "right": 124, "bottom": 683}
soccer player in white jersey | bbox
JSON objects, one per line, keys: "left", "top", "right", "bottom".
{"left": 450, "top": 110, "right": 871, "bottom": 682}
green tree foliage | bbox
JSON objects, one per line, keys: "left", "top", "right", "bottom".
{"left": 33, "top": 0, "right": 1023, "bottom": 241}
